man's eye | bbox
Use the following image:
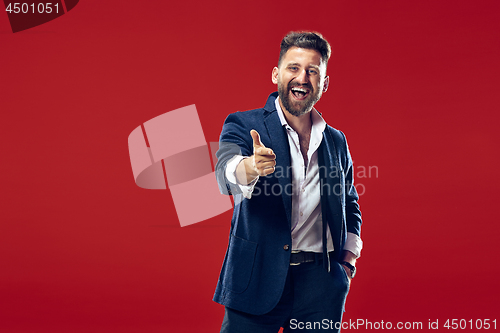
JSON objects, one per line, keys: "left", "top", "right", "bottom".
{"left": 308, "top": 69, "right": 318, "bottom": 75}
{"left": 289, "top": 66, "right": 298, "bottom": 71}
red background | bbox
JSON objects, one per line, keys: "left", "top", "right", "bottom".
{"left": 1, "top": 0, "right": 499, "bottom": 332}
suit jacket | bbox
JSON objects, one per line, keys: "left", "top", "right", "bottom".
{"left": 213, "top": 92, "right": 362, "bottom": 315}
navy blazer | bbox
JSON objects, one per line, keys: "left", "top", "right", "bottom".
{"left": 213, "top": 92, "right": 362, "bottom": 315}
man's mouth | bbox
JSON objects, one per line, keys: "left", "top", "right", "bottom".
{"left": 290, "top": 86, "right": 310, "bottom": 100}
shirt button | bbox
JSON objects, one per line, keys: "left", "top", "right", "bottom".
{"left": 300, "top": 212, "right": 303, "bottom": 216}
{"left": 302, "top": 188, "right": 305, "bottom": 192}
{"left": 283, "top": 244, "right": 290, "bottom": 251}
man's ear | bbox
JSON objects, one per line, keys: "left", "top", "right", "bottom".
{"left": 323, "top": 76, "right": 330, "bottom": 93}
{"left": 272, "top": 67, "right": 279, "bottom": 84}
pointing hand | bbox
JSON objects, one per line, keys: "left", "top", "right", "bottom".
{"left": 249, "top": 129, "right": 276, "bottom": 177}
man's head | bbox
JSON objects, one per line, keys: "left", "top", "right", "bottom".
{"left": 272, "top": 31, "right": 331, "bottom": 117}
{"left": 278, "top": 31, "right": 331, "bottom": 67}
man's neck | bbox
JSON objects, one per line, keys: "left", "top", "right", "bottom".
{"left": 279, "top": 100, "right": 312, "bottom": 135}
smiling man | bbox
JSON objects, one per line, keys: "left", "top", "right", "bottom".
{"left": 214, "top": 31, "right": 363, "bottom": 332}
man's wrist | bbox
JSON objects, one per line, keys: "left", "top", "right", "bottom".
{"left": 341, "top": 261, "right": 356, "bottom": 279}
{"left": 235, "top": 157, "right": 258, "bottom": 185}
{"left": 341, "top": 250, "right": 357, "bottom": 266}
{"left": 243, "top": 157, "right": 259, "bottom": 183}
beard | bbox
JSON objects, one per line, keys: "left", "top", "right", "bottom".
{"left": 278, "top": 80, "right": 322, "bottom": 117}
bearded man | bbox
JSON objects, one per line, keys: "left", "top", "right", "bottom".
{"left": 213, "top": 31, "right": 363, "bottom": 333}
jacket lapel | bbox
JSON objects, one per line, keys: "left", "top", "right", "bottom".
{"left": 263, "top": 102, "right": 292, "bottom": 228}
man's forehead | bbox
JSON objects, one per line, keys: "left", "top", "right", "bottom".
{"left": 281, "top": 47, "right": 325, "bottom": 68}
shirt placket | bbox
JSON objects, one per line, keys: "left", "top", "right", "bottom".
{"left": 289, "top": 128, "right": 307, "bottom": 232}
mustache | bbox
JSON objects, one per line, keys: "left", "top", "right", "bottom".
{"left": 288, "top": 82, "right": 313, "bottom": 91}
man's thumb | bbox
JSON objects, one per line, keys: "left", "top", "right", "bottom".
{"left": 250, "top": 129, "right": 265, "bottom": 148}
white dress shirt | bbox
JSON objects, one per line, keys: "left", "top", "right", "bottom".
{"left": 225, "top": 97, "right": 362, "bottom": 257}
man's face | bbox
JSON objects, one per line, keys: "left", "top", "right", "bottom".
{"left": 272, "top": 47, "right": 329, "bottom": 117}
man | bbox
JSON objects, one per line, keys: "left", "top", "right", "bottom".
{"left": 213, "top": 31, "right": 363, "bottom": 332}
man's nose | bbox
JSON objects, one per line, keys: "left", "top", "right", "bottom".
{"left": 295, "top": 69, "right": 309, "bottom": 84}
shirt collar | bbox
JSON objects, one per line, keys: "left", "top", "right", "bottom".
{"left": 274, "top": 96, "right": 327, "bottom": 134}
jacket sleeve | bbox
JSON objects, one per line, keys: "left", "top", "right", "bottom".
{"left": 339, "top": 130, "right": 363, "bottom": 238}
{"left": 215, "top": 113, "right": 253, "bottom": 196}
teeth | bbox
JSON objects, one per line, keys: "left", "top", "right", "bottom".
{"left": 292, "top": 87, "right": 307, "bottom": 93}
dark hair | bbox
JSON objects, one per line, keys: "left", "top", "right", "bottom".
{"left": 278, "top": 31, "right": 331, "bottom": 66}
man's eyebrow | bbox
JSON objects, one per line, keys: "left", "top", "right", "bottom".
{"left": 285, "top": 62, "right": 321, "bottom": 70}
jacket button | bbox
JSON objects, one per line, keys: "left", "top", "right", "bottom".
{"left": 283, "top": 244, "right": 289, "bottom": 251}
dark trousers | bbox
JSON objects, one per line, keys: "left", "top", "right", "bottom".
{"left": 220, "top": 258, "right": 350, "bottom": 332}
